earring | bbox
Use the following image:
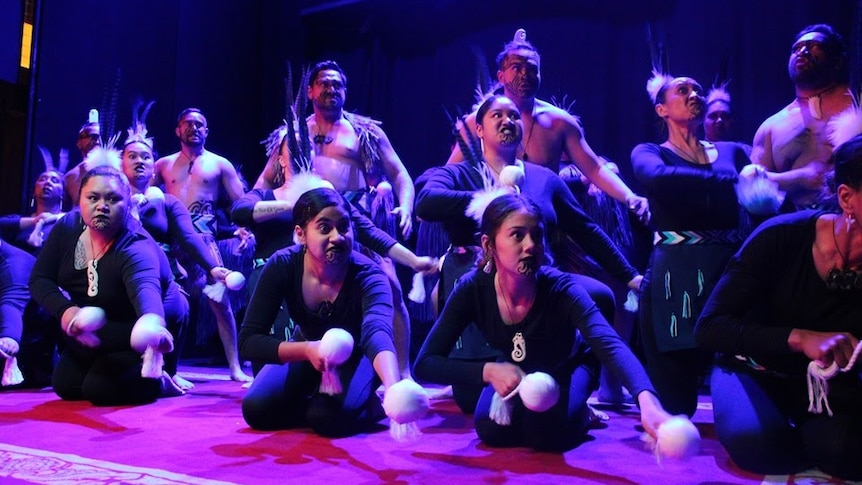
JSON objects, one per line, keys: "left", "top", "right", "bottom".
{"left": 29, "top": 197, "right": 34, "bottom": 209}
{"left": 847, "top": 212, "right": 856, "bottom": 233}
{"left": 483, "top": 258, "right": 494, "bottom": 274}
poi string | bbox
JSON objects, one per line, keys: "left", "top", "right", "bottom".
{"left": 807, "top": 340, "right": 862, "bottom": 416}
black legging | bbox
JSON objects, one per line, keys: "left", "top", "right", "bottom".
{"left": 52, "top": 346, "right": 161, "bottom": 406}
{"left": 242, "top": 355, "right": 383, "bottom": 437}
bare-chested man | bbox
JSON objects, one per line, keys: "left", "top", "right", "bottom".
{"left": 751, "top": 24, "right": 852, "bottom": 209}
{"left": 63, "top": 116, "right": 102, "bottom": 203}
{"left": 254, "top": 61, "right": 421, "bottom": 379}
{"left": 153, "top": 108, "right": 252, "bottom": 383}
{"left": 447, "top": 30, "right": 650, "bottom": 223}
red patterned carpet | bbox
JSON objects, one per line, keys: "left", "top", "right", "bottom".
{"left": 0, "top": 366, "right": 855, "bottom": 485}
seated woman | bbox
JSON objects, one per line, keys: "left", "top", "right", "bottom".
{"left": 415, "top": 94, "right": 642, "bottom": 413}
{"left": 120, "top": 107, "right": 229, "bottom": 390}
{"left": 239, "top": 187, "right": 401, "bottom": 437}
{"left": 415, "top": 194, "right": 675, "bottom": 451}
{"left": 29, "top": 165, "right": 176, "bottom": 406}
{"left": 695, "top": 134, "right": 862, "bottom": 481}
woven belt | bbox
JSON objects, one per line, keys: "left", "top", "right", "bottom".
{"left": 653, "top": 229, "right": 745, "bottom": 246}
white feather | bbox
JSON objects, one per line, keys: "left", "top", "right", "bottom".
{"left": 827, "top": 103, "right": 862, "bottom": 150}
{"left": 82, "top": 146, "right": 122, "bottom": 171}
{"left": 466, "top": 187, "right": 512, "bottom": 225}
{"left": 646, "top": 70, "right": 673, "bottom": 104}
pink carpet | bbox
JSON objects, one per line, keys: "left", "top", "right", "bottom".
{"left": 0, "top": 365, "right": 855, "bottom": 485}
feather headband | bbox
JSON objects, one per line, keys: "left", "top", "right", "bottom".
{"left": 706, "top": 82, "right": 731, "bottom": 107}
{"left": 827, "top": 92, "right": 862, "bottom": 149}
{"left": 124, "top": 99, "right": 155, "bottom": 150}
{"left": 82, "top": 145, "right": 122, "bottom": 172}
{"left": 36, "top": 145, "right": 69, "bottom": 175}
{"left": 646, "top": 69, "right": 673, "bottom": 104}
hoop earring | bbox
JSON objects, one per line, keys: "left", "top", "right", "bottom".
{"left": 483, "top": 258, "right": 494, "bottom": 274}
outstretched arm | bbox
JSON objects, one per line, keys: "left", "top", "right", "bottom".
{"left": 563, "top": 116, "right": 649, "bottom": 222}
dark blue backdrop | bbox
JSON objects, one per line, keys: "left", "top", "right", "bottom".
{"left": 11, "top": 0, "right": 860, "bottom": 213}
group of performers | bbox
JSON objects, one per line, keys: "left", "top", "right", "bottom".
{"left": 2, "top": 23, "right": 862, "bottom": 480}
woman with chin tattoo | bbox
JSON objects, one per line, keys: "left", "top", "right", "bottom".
{"left": 631, "top": 71, "right": 750, "bottom": 417}
{"left": 239, "top": 187, "right": 402, "bottom": 437}
{"left": 415, "top": 194, "right": 675, "bottom": 451}
{"left": 415, "top": 94, "right": 643, "bottom": 414}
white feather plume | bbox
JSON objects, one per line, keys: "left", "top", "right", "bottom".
{"left": 646, "top": 69, "right": 673, "bottom": 104}
{"left": 466, "top": 187, "right": 512, "bottom": 225}
{"left": 82, "top": 146, "right": 122, "bottom": 171}
{"left": 827, "top": 97, "right": 862, "bottom": 150}
{"left": 706, "top": 82, "right": 731, "bottom": 106}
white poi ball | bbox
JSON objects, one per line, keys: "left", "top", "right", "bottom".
{"left": 225, "top": 271, "right": 246, "bottom": 291}
{"left": 656, "top": 416, "right": 701, "bottom": 460}
{"left": 499, "top": 164, "right": 525, "bottom": 189}
{"left": 130, "top": 314, "right": 165, "bottom": 351}
{"left": 518, "top": 372, "right": 560, "bottom": 412}
{"left": 75, "top": 306, "right": 107, "bottom": 332}
{"left": 143, "top": 186, "right": 165, "bottom": 201}
{"left": 375, "top": 180, "right": 393, "bottom": 197}
{"left": 319, "top": 328, "right": 354, "bottom": 365}
{"left": 383, "top": 379, "right": 430, "bottom": 424}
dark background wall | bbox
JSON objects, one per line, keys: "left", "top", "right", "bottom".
{"left": 1, "top": 0, "right": 859, "bottom": 216}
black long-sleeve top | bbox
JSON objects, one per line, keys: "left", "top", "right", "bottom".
{"left": 231, "top": 189, "right": 398, "bottom": 260}
{"left": 631, "top": 142, "right": 749, "bottom": 231}
{"left": 238, "top": 245, "right": 395, "bottom": 365}
{"left": 29, "top": 213, "right": 165, "bottom": 348}
{"left": 414, "top": 162, "right": 637, "bottom": 284}
{"left": 414, "top": 266, "right": 655, "bottom": 395}
{"left": 695, "top": 211, "right": 862, "bottom": 376}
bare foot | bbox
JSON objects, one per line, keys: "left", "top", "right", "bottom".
{"left": 160, "top": 372, "right": 186, "bottom": 398}
{"left": 172, "top": 374, "right": 195, "bottom": 391}
{"left": 230, "top": 368, "right": 253, "bottom": 383}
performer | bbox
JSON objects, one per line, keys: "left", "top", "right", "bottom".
{"left": 0, "top": 149, "right": 67, "bottom": 254}
{"left": 446, "top": 28, "right": 649, "bottom": 223}
{"left": 703, "top": 83, "right": 752, "bottom": 155}
{"left": 695, "top": 134, "right": 862, "bottom": 481}
{"left": 252, "top": 64, "right": 424, "bottom": 378}
{"left": 121, "top": 101, "right": 229, "bottom": 390}
{"left": 153, "top": 108, "right": 252, "bottom": 383}
{"left": 416, "top": 94, "right": 642, "bottom": 413}
{"left": 239, "top": 188, "right": 400, "bottom": 437}
{"left": 29, "top": 166, "right": 177, "bottom": 405}
{"left": 751, "top": 24, "right": 852, "bottom": 210}
{"left": 415, "top": 193, "right": 674, "bottom": 451}
{"left": 631, "top": 71, "right": 751, "bottom": 417}
{"left": 63, "top": 111, "right": 102, "bottom": 204}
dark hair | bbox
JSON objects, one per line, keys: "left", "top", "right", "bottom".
{"left": 308, "top": 60, "right": 348, "bottom": 88}
{"left": 794, "top": 24, "right": 849, "bottom": 82}
{"left": 495, "top": 39, "right": 540, "bottom": 71}
{"left": 478, "top": 194, "right": 544, "bottom": 269}
{"left": 476, "top": 94, "right": 515, "bottom": 125}
{"left": 292, "top": 187, "right": 352, "bottom": 228}
{"left": 79, "top": 165, "right": 131, "bottom": 202}
{"left": 831, "top": 134, "right": 862, "bottom": 191}
{"left": 122, "top": 139, "right": 158, "bottom": 159}
{"left": 176, "top": 108, "right": 206, "bottom": 126}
